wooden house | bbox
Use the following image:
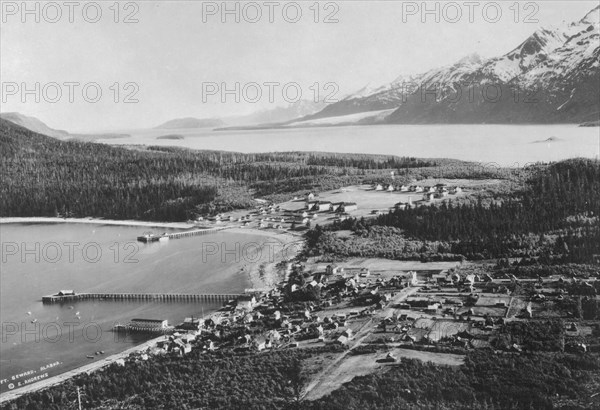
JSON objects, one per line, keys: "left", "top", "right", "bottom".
{"left": 335, "top": 202, "right": 358, "bottom": 213}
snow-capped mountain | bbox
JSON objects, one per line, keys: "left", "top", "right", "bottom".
{"left": 341, "top": 82, "right": 392, "bottom": 100}
{"left": 479, "top": 28, "right": 570, "bottom": 83}
{"left": 306, "top": 6, "right": 599, "bottom": 125}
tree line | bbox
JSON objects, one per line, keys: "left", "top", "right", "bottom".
{"left": 0, "top": 120, "right": 437, "bottom": 221}
{"left": 306, "top": 351, "right": 600, "bottom": 410}
{"left": 312, "top": 159, "right": 600, "bottom": 263}
{"left": 0, "top": 347, "right": 341, "bottom": 410}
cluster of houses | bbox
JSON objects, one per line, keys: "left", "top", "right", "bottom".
{"left": 128, "top": 283, "right": 361, "bottom": 359}
{"left": 152, "top": 318, "right": 203, "bottom": 355}
{"left": 196, "top": 197, "right": 350, "bottom": 231}
{"left": 372, "top": 183, "right": 462, "bottom": 203}
{"left": 305, "top": 197, "right": 358, "bottom": 214}
{"left": 128, "top": 262, "right": 422, "bottom": 361}
{"left": 421, "top": 184, "right": 462, "bottom": 202}
{"left": 122, "top": 259, "right": 600, "bottom": 367}
{"left": 199, "top": 213, "right": 252, "bottom": 224}
{"left": 191, "top": 181, "right": 466, "bottom": 233}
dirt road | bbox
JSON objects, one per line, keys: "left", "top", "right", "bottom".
{"left": 301, "top": 286, "right": 419, "bottom": 401}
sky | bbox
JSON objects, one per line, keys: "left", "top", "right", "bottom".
{"left": 0, "top": 0, "right": 597, "bottom": 132}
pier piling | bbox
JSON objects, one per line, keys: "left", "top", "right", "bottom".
{"left": 42, "top": 292, "right": 242, "bottom": 304}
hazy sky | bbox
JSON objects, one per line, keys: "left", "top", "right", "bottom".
{"left": 1, "top": 1, "right": 597, "bottom": 131}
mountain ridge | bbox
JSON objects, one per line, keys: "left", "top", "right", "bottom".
{"left": 0, "top": 112, "right": 130, "bottom": 140}
{"left": 154, "top": 117, "right": 224, "bottom": 129}
{"left": 302, "top": 6, "right": 599, "bottom": 125}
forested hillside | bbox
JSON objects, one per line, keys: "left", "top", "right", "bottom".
{"left": 306, "top": 352, "right": 600, "bottom": 410}
{"left": 0, "top": 347, "right": 341, "bottom": 410}
{"left": 0, "top": 119, "right": 435, "bottom": 221}
{"left": 4, "top": 347, "right": 598, "bottom": 410}
{"left": 307, "top": 159, "right": 600, "bottom": 263}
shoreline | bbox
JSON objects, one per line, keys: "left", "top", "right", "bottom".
{"left": 0, "top": 217, "right": 196, "bottom": 229}
{"left": 0, "top": 218, "right": 304, "bottom": 404}
{"left": 0, "top": 217, "right": 303, "bottom": 291}
{"left": 0, "top": 334, "right": 167, "bottom": 405}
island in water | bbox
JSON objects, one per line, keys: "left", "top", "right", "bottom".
{"left": 156, "top": 134, "right": 185, "bottom": 140}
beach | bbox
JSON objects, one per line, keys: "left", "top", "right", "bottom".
{"left": 0, "top": 218, "right": 303, "bottom": 403}
{"left": 0, "top": 335, "right": 167, "bottom": 405}
{"left": 0, "top": 217, "right": 197, "bottom": 229}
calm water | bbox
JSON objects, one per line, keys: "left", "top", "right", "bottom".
{"left": 100, "top": 124, "right": 600, "bottom": 166}
{"left": 2, "top": 124, "right": 598, "bottom": 393}
{"left": 0, "top": 223, "right": 276, "bottom": 393}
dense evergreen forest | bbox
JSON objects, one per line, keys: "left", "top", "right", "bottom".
{"left": 0, "top": 119, "right": 437, "bottom": 221}
{"left": 4, "top": 348, "right": 598, "bottom": 410}
{"left": 307, "top": 159, "right": 600, "bottom": 263}
{"left": 306, "top": 352, "right": 600, "bottom": 410}
{"left": 0, "top": 347, "right": 341, "bottom": 410}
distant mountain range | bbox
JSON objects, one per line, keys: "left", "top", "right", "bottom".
{"left": 297, "top": 6, "right": 600, "bottom": 126}
{"left": 154, "top": 100, "right": 328, "bottom": 130}
{"left": 0, "top": 112, "right": 129, "bottom": 140}
{"left": 1, "top": 99, "right": 328, "bottom": 138}
{"left": 222, "top": 100, "right": 329, "bottom": 127}
{"left": 154, "top": 117, "right": 224, "bottom": 129}
{"left": 3, "top": 8, "right": 598, "bottom": 135}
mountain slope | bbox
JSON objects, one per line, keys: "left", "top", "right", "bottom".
{"left": 307, "top": 6, "right": 600, "bottom": 125}
{"left": 222, "top": 100, "right": 329, "bottom": 127}
{"left": 154, "top": 117, "right": 225, "bottom": 129}
{"left": 0, "top": 112, "right": 129, "bottom": 140}
{"left": 0, "top": 112, "right": 69, "bottom": 139}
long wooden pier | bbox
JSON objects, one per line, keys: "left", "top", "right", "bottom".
{"left": 168, "top": 226, "right": 233, "bottom": 239}
{"left": 42, "top": 292, "right": 243, "bottom": 304}
{"left": 138, "top": 226, "right": 233, "bottom": 242}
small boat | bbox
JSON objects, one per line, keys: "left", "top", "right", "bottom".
{"left": 138, "top": 232, "right": 170, "bottom": 243}
{"left": 86, "top": 355, "right": 94, "bottom": 359}
{"left": 100, "top": 351, "right": 105, "bottom": 354}
{"left": 26, "top": 311, "right": 32, "bottom": 316}
{"left": 31, "top": 319, "right": 38, "bottom": 323}
{"left": 75, "top": 311, "right": 80, "bottom": 315}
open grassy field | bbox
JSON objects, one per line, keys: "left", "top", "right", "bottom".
{"left": 427, "top": 321, "right": 470, "bottom": 342}
{"left": 476, "top": 296, "right": 511, "bottom": 306}
{"left": 304, "top": 258, "right": 461, "bottom": 278}
{"left": 507, "top": 297, "right": 528, "bottom": 318}
{"left": 303, "top": 344, "right": 466, "bottom": 401}
{"left": 457, "top": 306, "right": 507, "bottom": 317}
{"left": 388, "top": 347, "right": 465, "bottom": 366}
{"left": 277, "top": 183, "right": 471, "bottom": 219}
